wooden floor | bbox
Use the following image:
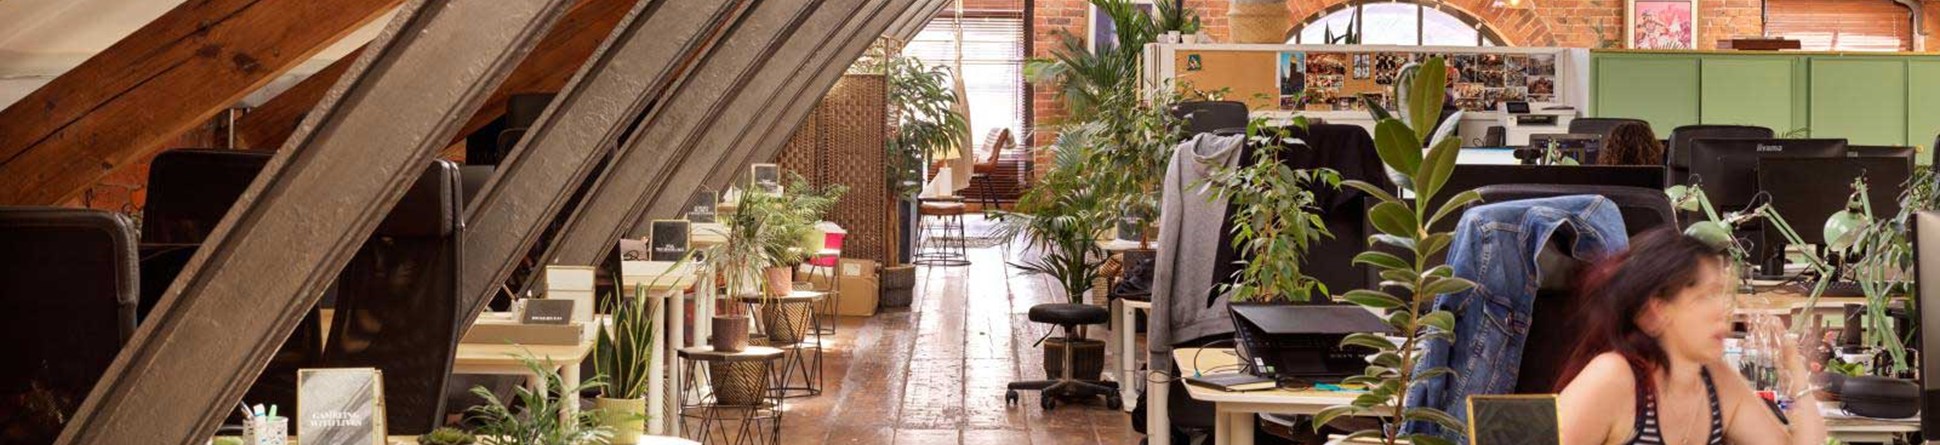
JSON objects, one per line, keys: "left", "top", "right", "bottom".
{"left": 774, "top": 240, "right": 1142, "bottom": 444}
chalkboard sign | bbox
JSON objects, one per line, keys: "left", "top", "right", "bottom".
{"left": 650, "top": 220, "right": 691, "bottom": 262}
{"left": 686, "top": 189, "right": 718, "bottom": 223}
{"left": 750, "top": 163, "right": 781, "bottom": 194}
{"left": 1466, "top": 394, "right": 1561, "bottom": 445}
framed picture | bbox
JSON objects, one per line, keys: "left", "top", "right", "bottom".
{"left": 1627, "top": 0, "right": 1697, "bottom": 49}
{"left": 1088, "top": 0, "right": 1156, "bottom": 54}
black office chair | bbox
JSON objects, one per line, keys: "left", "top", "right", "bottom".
{"left": 1173, "top": 101, "right": 1249, "bottom": 136}
{"left": 140, "top": 149, "right": 324, "bottom": 426}
{"left": 0, "top": 207, "right": 140, "bottom": 443}
{"left": 1005, "top": 303, "right": 1121, "bottom": 410}
{"left": 1568, "top": 117, "right": 1649, "bottom": 139}
{"left": 1469, "top": 186, "right": 1673, "bottom": 393}
{"left": 1667, "top": 125, "right": 1773, "bottom": 185}
{"left": 323, "top": 160, "right": 464, "bottom": 435}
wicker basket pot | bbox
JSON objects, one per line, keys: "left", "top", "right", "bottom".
{"left": 1042, "top": 338, "right": 1107, "bottom": 381}
{"left": 764, "top": 266, "right": 795, "bottom": 296}
{"left": 1228, "top": 0, "right": 1291, "bottom": 44}
{"left": 760, "top": 300, "right": 815, "bottom": 344}
{"left": 708, "top": 360, "right": 770, "bottom": 406}
{"left": 712, "top": 315, "right": 751, "bottom": 353}
{"left": 879, "top": 265, "right": 917, "bottom": 307}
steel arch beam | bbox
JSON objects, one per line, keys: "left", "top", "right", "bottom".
{"left": 693, "top": 0, "right": 947, "bottom": 198}
{"left": 647, "top": 0, "right": 944, "bottom": 233}
{"left": 457, "top": 0, "right": 744, "bottom": 318}
{"left": 54, "top": 0, "right": 577, "bottom": 443}
{"left": 540, "top": 0, "right": 837, "bottom": 266}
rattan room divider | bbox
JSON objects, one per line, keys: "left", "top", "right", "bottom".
{"left": 774, "top": 73, "right": 895, "bottom": 265}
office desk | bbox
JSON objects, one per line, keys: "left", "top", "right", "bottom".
{"left": 1114, "top": 298, "right": 1151, "bottom": 411}
{"left": 1172, "top": 348, "right": 1912, "bottom": 444}
{"left": 452, "top": 321, "right": 598, "bottom": 427}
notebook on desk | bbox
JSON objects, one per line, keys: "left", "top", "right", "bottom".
{"left": 1185, "top": 372, "right": 1277, "bottom": 392}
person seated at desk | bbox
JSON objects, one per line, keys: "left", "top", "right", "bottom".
{"left": 1596, "top": 122, "right": 1665, "bottom": 166}
{"left": 1556, "top": 229, "right": 1825, "bottom": 445}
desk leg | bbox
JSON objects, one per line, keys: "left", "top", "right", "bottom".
{"left": 1148, "top": 370, "right": 1169, "bottom": 445}
{"left": 1213, "top": 409, "right": 1231, "bottom": 445}
{"left": 563, "top": 363, "right": 582, "bottom": 426}
{"left": 1116, "top": 300, "right": 1136, "bottom": 412}
{"left": 1226, "top": 409, "right": 1253, "bottom": 445}
{"left": 667, "top": 289, "right": 684, "bottom": 436}
{"left": 647, "top": 297, "right": 666, "bottom": 435}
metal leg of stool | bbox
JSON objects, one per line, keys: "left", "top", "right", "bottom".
{"left": 952, "top": 213, "right": 969, "bottom": 264}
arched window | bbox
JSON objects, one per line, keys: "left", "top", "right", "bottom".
{"left": 1289, "top": 1, "right": 1506, "bottom": 46}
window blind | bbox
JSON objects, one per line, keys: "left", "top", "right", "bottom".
{"left": 906, "top": 15, "right": 1027, "bottom": 152}
{"left": 1767, "top": 0, "right": 1913, "bottom": 52}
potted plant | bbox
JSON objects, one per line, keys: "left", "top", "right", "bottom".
{"left": 1314, "top": 57, "right": 1479, "bottom": 445}
{"left": 417, "top": 427, "right": 477, "bottom": 445}
{"left": 996, "top": 127, "right": 1115, "bottom": 380}
{"left": 887, "top": 55, "right": 969, "bottom": 263}
{"left": 591, "top": 284, "right": 658, "bottom": 444}
{"left": 1155, "top": 0, "right": 1200, "bottom": 44}
{"left": 1201, "top": 117, "right": 1340, "bottom": 306}
{"left": 708, "top": 187, "right": 770, "bottom": 353}
{"left": 466, "top": 353, "right": 611, "bottom": 445}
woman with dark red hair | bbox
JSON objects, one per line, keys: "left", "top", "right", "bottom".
{"left": 1555, "top": 228, "right": 1825, "bottom": 444}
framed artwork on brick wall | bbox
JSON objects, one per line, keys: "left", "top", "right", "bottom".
{"left": 1627, "top": 0, "right": 1697, "bottom": 49}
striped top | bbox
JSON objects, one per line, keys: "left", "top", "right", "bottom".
{"left": 1628, "top": 368, "right": 1725, "bottom": 445}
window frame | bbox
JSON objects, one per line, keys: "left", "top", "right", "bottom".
{"left": 1286, "top": 0, "right": 1509, "bottom": 47}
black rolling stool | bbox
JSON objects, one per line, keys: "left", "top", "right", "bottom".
{"left": 1005, "top": 303, "right": 1121, "bottom": 410}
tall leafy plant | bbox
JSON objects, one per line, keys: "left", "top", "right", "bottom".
{"left": 1316, "top": 57, "right": 1477, "bottom": 445}
{"left": 466, "top": 353, "right": 611, "bottom": 445}
{"left": 887, "top": 56, "right": 969, "bottom": 199}
{"left": 1025, "top": 0, "right": 1157, "bottom": 121}
{"left": 996, "top": 126, "right": 1115, "bottom": 303}
{"left": 1155, "top": 0, "right": 1201, "bottom": 34}
{"left": 1202, "top": 118, "right": 1342, "bottom": 303}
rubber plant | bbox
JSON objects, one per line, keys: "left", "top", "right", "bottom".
{"left": 1200, "top": 117, "right": 1341, "bottom": 302}
{"left": 1314, "top": 57, "right": 1477, "bottom": 445}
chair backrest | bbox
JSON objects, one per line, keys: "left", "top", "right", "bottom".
{"left": 0, "top": 207, "right": 139, "bottom": 442}
{"left": 141, "top": 149, "right": 274, "bottom": 244}
{"left": 1667, "top": 124, "right": 1773, "bottom": 181}
{"left": 1173, "top": 100, "right": 1249, "bottom": 136}
{"left": 1470, "top": 185, "right": 1670, "bottom": 393}
{"left": 980, "top": 128, "right": 1014, "bottom": 165}
{"left": 322, "top": 160, "right": 465, "bottom": 436}
{"left": 1567, "top": 117, "right": 1649, "bottom": 141}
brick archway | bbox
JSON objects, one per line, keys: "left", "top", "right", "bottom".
{"left": 1286, "top": 0, "right": 1560, "bottom": 46}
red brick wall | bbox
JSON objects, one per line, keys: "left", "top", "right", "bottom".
{"left": 1927, "top": 0, "right": 1940, "bottom": 51}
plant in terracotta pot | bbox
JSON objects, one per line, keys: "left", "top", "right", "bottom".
{"left": 707, "top": 188, "right": 773, "bottom": 353}
{"left": 996, "top": 127, "right": 1116, "bottom": 379}
{"left": 591, "top": 283, "right": 658, "bottom": 443}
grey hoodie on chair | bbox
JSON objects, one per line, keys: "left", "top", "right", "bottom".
{"left": 1149, "top": 132, "right": 1246, "bottom": 373}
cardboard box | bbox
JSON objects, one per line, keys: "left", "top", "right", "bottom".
{"left": 810, "top": 259, "right": 879, "bottom": 317}
{"left": 462, "top": 317, "right": 587, "bottom": 345}
{"left": 542, "top": 266, "right": 596, "bottom": 322}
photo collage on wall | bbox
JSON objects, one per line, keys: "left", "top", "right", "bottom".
{"left": 1277, "top": 51, "right": 1557, "bottom": 112}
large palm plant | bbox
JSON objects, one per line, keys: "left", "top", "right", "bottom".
{"left": 887, "top": 56, "right": 969, "bottom": 199}
{"left": 1026, "top": 0, "right": 1158, "bottom": 122}
{"left": 996, "top": 125, "right": 1115, "bottom": 303}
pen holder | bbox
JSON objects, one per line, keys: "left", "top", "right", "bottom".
{"left": 242, "top": 417, "right": 288, "bottom": 445}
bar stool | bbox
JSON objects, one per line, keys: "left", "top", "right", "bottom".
{"left": 914, "top": 197, "right": 970, "bottom": 266}
{"left": 679, "top": 346, "right": 785, "bottom": 445}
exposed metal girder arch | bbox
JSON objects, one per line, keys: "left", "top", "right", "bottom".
{"left": 457, "top": 0, "right": 745, "bottom": 319}
{"left": 540, "top": 0, "right": 835, "bottom": 266}
{"left": 54, "top": 0, "right": 578, "bottom": 443}
{"left": 694, "top": 0, "right": 948, "bottom": 197}
{"left": 647, "top": 0, "right": 943, "bottom": 233}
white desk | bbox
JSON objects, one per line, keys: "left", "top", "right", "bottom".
{"left": 1114, "top": 298, "right": 1151, "bottom": 411}
{"left": 452, "top": 326, "right": 597, "bottom": 426}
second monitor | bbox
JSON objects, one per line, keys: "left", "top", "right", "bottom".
{"left": 1687, "top": 138, "right": 1850, "bottom": 210}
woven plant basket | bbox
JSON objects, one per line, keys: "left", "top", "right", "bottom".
{"left": 760, "top": 300, "right": 815, "bottom": 344}
{"left": 879, "top": 265, "right": 916, "bottom": 307}
{"left": 1228, "top": 1, "right": 1291, "bottom": 44}
{"left": 709, "top": 360, "right": 770, "bottom": 406}
{"left": 1043, "top": 338, "right": 1107, "bottom": 381}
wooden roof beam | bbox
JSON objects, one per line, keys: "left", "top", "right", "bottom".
{"left": 55, "top": 0, "right": 577, "bottom": 442}
{"left": 234, "top": 0, "right": 642, "bottom": 150}
{"left": 0, "top": 0, "right": 407, "bottom": 205}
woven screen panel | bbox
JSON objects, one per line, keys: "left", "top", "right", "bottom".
{"left": 771, "top": 74, "right": 892, "bottom": 265}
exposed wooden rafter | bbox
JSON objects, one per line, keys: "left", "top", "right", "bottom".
{"left": 0, "top": 0, "right": 406, "bottom": 205}
{"left": 233, "top": 0, "right": 641, "bottom": 150}
{"left": 540, "top": 0, "right": 845, "bottom": 266}
{"left": 457, "top": 0, "right": 747, "bottom": 317}
{"left": 54, "top": 0, "right": 578, "bottom": 443}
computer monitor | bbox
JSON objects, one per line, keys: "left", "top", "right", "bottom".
{"left": 1527, "top": 133, "right": 1603, "bottom": 164}
{"left": 1908, "top": 211, "right": 1940, "bottom": 433}
{"left": 1850, "top": 145, "right": 1917, "bottom": 160}
{"left": 1686, "top": 138, "right": 1849, "bottom": 210}
{"left": 1758, "top": 157, "right": 1911, "bottom": 275}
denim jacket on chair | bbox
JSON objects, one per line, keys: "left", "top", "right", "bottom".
{"left": 1401, "top": 195, "right": 1629, "bottom": 442}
